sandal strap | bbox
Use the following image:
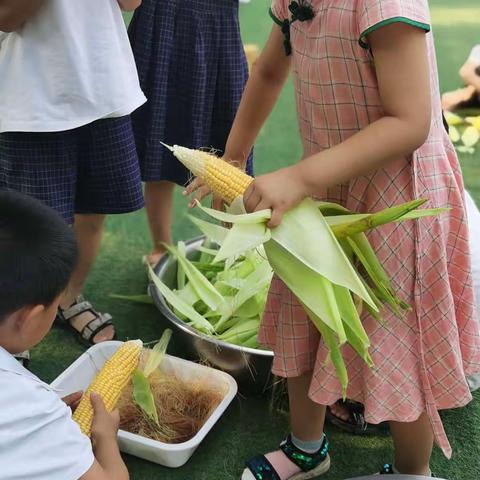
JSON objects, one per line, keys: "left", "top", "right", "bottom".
{"left": 245, "top": 455, "right": 281, "bottom": 480}
{"left": 279, "top": 434, "right": 329, "bottom": 472}
{"left": 80, "top": 313, "right": 113, "bottom": 343}
{"left": 58, "top": 295, "right": 113, "bottom": 343}
{"left": 379, "top": 464, "right": 395, "bottom": 474}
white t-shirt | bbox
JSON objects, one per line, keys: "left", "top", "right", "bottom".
{"left": 0, "top": 347, "right": 94, "bottom": 480}
{"left": 0, "top": 0, "right": 146, "bottom": 133}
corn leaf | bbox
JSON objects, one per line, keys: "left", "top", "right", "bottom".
{"left": 132, "top": 370, "right": 159, "bottom": 424}
{"left": 462, "top": 126, "right": 480, "bottom": 147}
{"left": 330, "top": 199, "right": 426, "bottom": 238}
{"left": 177, "top": 241, "right": 186, "bottom": 289}
{"left": 264, "top": 240, "right": 344, "bottom": 333}
{"left": 214, "top": 221, "right": 271, "bottom": 262}
{"left": 110, "top": 294, "right": 154, "bottom": 305}
{"left": 271, "top": 198, "right": 376, "bottom": 309}
{"left": 143, "top": 329, "right": 172, "bottom": 378}
{"left": 449, "top": 125, "right": 461, "bottom": 143}
{"left": 197, "top": 201, "right": 271, "bottom": 225}
{"left": 148, "top": 265, "right": 214, "bottom": 333}
{"left": 216, "top": 260, "right": 273, "bottom": 330}
{"left": 165, "top": 244, "right": 225, "bottom": 311}
{"left": 188, "top": 215, "right": 228, "bottom": 245}
{"left": 304, "top": 305, "right": 348, "bottom": 397}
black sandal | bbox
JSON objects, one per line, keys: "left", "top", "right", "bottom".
{"left": 326, "top": 400, "right": 369, "bottom": 435}
{"left": 56, "top": 295, "right": 115, "bottom": 346}
{"left": 244, "top": 434, "right": 330, "bottom": 479}
{"left": 378, "top": 464, "right": 435, "bottom": 477}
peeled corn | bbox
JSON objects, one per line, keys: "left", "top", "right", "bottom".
{"left": 164, "top": 144, "right": 253, "bottom": 204}
{"left": 73, "top": 340, "right": 143, "bottom": 436}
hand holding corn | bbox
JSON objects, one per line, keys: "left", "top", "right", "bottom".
{"left": 168, "top": 144, "right": 309, "bottom": 227}
{"left": 243, "top": 165, "right": 309, "bottom": 227}
{"left": 73, "top": 340, "right": 143, "bottom": 436}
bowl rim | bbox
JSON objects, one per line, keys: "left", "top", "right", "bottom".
{"left": 149, "top": 235, "right": 274, "bottom": 358}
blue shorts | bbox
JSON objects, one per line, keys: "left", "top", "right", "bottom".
{"left": 0, "top": 117, "right": 144, "bottom": 224}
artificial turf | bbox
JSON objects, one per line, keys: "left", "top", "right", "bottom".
{"left": 31, "top": 1, "right": 480, "bottom": 478}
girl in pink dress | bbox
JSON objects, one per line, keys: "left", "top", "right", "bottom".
{"left": 187, "top": 0, "right": 480, "bottom": 477}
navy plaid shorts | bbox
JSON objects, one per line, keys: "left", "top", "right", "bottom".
{"left": 0, "top": 116, "right": 144, "bottom": 224}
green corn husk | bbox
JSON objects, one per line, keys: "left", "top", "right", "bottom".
{"left": 189, "top": 192, "right": 444, "bottom": 390}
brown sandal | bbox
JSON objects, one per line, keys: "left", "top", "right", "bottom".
{"left": 56, "top": 295, "right": 115, "bottom": 346}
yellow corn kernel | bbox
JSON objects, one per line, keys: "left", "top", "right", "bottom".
{"left": 73, "top": 340, "right": 143, "bottom": 436}
{"left": 164, "top": 144, "right": 253, "bottom": 204}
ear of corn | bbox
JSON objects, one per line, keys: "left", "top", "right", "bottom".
{"left": 165, "top": 144, "right": 446, "bottom": 394}
{"left": 73, "top": 340, "right": 143, "bottom": 436}
{"left": 163, "top": 144, "right": 253, "bottom": 204}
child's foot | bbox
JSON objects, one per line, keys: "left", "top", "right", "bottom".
{"left": 143, "top": 251, "right": 166, "bottom": 269}
{"left": 57, "top": 296, "right": 115, "bottom": 345}
{"left": 326, "top": 400, "right": 368, "bottom": 434}
{"left": 242, "top": 435, "right": 330, "bottom": 480}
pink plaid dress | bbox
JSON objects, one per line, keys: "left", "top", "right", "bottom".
{"left": 260, "top": 0, "right": 480, "bottom": 457}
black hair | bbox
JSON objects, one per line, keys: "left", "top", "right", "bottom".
{"left": 0, "top": 190, "right": 78, "bottom": 321}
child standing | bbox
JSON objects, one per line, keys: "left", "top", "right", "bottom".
{"left": 0, "top": 190, "right": 129, "bottom": 480}
{"left": 128, "top": 0, "right": 253, "bottom": 266}
{"left": 188, "top": 0, "right": 480, "bottom": 477}
{"left": 0, "top": 0, "right": 146, "bottom": 348}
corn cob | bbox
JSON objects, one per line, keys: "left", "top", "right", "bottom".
{"left": 73, "top": 340, "right": 143, "bottom": 436}
{"left": 163, "top": 144, "right": 253, "bottom": 204}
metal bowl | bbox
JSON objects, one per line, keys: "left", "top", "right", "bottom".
{"left": 149, "top": 236, "right": 274, "bottom": 394}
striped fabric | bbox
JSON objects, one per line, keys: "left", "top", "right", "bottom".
{"left": 260, "top": 0, "right": 480, "bottom": 458}
{"left": 0, "top": 117, "right": 144, "bottom": 224}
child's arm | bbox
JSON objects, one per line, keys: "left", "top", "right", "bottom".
{"left": 183, "top": 26, "right": 290, "bottom": 206}
{"left": 224, "top": 26, "right": 291, "bottom": 167}
{"left": 0, "top": 0, "right": 44, "bottom": 31}
{"left": 459, "top": 60, "right": 480, "bottom": 93}
{"left": 80, "top": 393, "right": 129, "bottom": 480}
{"left": 244, "top": 23, "right": 431, "bottom": 227}
{"left": 117, "top": 0, "right": 142, "bottom": 12}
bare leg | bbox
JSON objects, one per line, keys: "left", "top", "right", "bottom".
{"left": 249, "top": 372, "right": 326, "bottom": 480}
{"left": 144, "top": 181, "right": 175, "bottom": 266}
{"left": 289, "top": 372, "right": 326, "bottom": 440}
{"left": 61, "top": 214, "right": 114, "bottom": 343}
{"left": 389, "top": 412, "right": 433, "bottom": 475}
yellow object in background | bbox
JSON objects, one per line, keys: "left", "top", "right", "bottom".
{"left": 244, "top": 44, "right": 260, "bottom": 73}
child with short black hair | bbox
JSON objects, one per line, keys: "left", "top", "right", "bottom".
{"left": 0, "top": 190, "right": 129, "bottom": 480}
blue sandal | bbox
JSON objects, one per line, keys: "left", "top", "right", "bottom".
{"left": 244, "top": 435, "right": 330, "bottom": 480}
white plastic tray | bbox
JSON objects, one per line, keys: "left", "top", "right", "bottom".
{"left": 51, "top": 341, "right": 238, "bottom": 468}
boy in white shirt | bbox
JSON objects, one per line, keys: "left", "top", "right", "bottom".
{"left": 0, "top": 0, "right": 146, "bottom": 350}
{"left": 0, "top": 189, "right": 129, "bottom": 480}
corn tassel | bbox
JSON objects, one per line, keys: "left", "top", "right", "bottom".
{"left": 73, "top": 340, "right": 143, "bottom": 436}
{"left": 163, "top": 144, "right": 253, "bottom": 204}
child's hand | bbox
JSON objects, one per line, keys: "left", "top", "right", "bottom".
{"left": 244, "top": 164, "right": 308, "bottom": 228}
{"left": 90, "top": 392, "right": 120, "bottom": 443}
{"left": 183, "top": 178, "right": 224, "bottom": 211}
{"left": 62, "top": 391, "right": 83, "bottom": 412}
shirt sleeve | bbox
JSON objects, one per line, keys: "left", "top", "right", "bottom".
{"left": 357, "top": 0, "right": 431, "bottom": 49}
{"left": 269, "top": 0, "right": 289, "bottom": 26}
{"left": 0, "top": 372, "right": 94, "bottom": 480}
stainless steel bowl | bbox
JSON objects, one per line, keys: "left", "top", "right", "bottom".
{"left": 149, "top": 236, "right": 274, "bottom": 394}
